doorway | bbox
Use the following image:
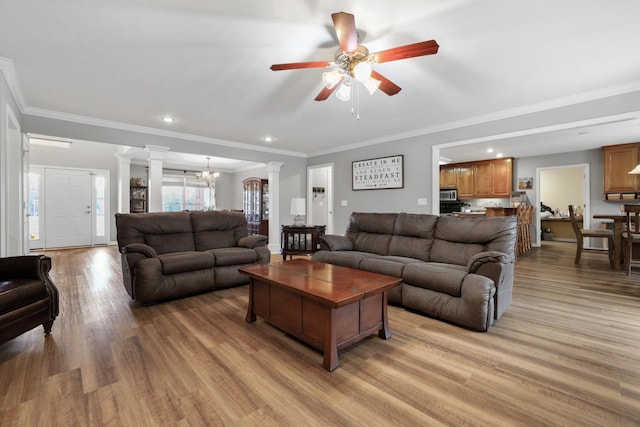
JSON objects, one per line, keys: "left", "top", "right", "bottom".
{"left": 29, "top": 166, "right": 109, "bottom": 249}
{"left": 536, "top": 163, "right": 590, "bottom": 247}
{"left": 307, "top": 164, "right": 333, "bottom": 234}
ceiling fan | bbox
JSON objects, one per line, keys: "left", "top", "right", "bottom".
{"left": 270, "top": 12, "right": 439, "bottom": 102}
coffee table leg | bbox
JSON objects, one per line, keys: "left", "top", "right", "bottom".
{"left": 378, "top": 291, "right": 392, "bottom": 340}
{"left": 323, "top": 308, "right": 339, "bottom": 371}
{"left": 245, "top": 281, "right": 256, "bottom": 323}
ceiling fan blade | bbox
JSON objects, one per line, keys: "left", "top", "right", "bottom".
{"left": 331, "top": 12, "right": 358, "bottom": 53}
{"left": 370, "top": 40, "right": 439, "bottom": 63}
{"left": 314, "top": 76, "right": 345, "bottom": 101}
{"left": 370, "top": 70, "right": 401, "bottom": 96}
{"left": 270, "top": 61, "right": 331, "bottom": 71}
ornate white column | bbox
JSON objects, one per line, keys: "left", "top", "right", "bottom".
{"left": 267, "top": 161, "right": 284, "bottom": 253}
{"left": 114, "top": 153, "right": 132, "bottom": 213}
{"left": 145, "top": 145, "right": 170, "bottom": 212}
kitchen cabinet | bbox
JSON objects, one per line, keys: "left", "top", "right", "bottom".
{"left": 602, "top": 143, "right": 639, "bottom": 199}
{"left": 456, "top": 163, "right": 475, "bottom": 198}
{"left": 439, "top": 165, "right": 457, "bottom": 188}
{"left": 489, "top": 158, "right": 513, "bottom": 197}
{"left": 440, "top": 158, "right": 513, "bottom": 199}
{"left": 474, "top": 161, "right": 492, "bottom": 196}
{"left": 242, "top": 178, "right": 269, "bottom": 235}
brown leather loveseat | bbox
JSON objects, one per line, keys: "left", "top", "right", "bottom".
{"left": 115, "top": 210, "right": 270, "bottom": 304}
{"left": 312, "top": 212, "right": 517, "bottom": 331}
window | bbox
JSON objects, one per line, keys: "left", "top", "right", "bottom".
{"left": 28, "top": 171, "right": 42, "bottom": 241}
{"left": 162, "top": 175, "right": 212, "bottom": 211}
{"left": 95, "top": 175, "right": 106, "bottom": 237}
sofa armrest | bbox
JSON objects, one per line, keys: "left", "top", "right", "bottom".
{"left": 319, "top": 235, "right": 353, "bottom": 251}
{"left": 466, "top": 251, "right": 512, "bottom": 274}
{"left": 123, "top": 243, "right": 157, "bottom": 258}
{"left": 0, "top": 255, "right": 51, "bottom": 280}
{"left": 238, "top": 234, "right": 268, "bottom": 249}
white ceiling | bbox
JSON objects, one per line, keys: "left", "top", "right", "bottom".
{"left": 2, "top": 0, "right": 640, "bottom": 167}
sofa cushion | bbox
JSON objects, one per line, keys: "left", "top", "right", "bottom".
{"left": 190, "top": 210, "right": 249, "bottom": 250}
{"left": 116, "top": 211, "right": 196, "bottom": 254}
{"left": 360, "top": 256, "right": 423, "bottom": 278}
{"left": 209, "top": 247, "right": 258, "bottom": 267}
{"left": 387, "top": 213, "right": 438, "bottom": 262}
{"left": 157, "top": 252, "right": 215, "bottom": 275}
{"left": 0, "top": 279, "right": 48, "bottom": 315}
{"left": 402, "top": 262, "right": 468, "bottom": 297}
{"left": 430, "top": 216, "right": 517, "bottom": 266}
{"left": 346, "top": 212, "right": 397, "bottom": 255}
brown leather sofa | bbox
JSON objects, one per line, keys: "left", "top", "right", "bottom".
{"left": 312, "top": 212, "right": 517, "bottom": 331}
{"left": 115, "top": 210, "right": 270, "bottom": 304}
{"left": 0, "top": 255, "right": 59, "bottom": 344}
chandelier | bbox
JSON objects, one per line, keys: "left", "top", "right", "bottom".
{"left": 195, "top": 157, "right": 219, "bottom": 187}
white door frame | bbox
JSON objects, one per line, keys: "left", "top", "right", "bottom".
{"left": 31, "top": 165, "right": 110, "bottom": 249}
{"left": 3, "top": 104, "right": 23, "bottom": 256}
{"left": 307, "top": 163, "right": 334, "bottom": 234}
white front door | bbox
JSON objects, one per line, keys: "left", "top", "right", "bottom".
{"left": 45, "top": 168, "right": 92, "bottom": 248}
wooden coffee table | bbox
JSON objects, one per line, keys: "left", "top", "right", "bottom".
{"left": 239, "top": 259, "right": 401, "bottom": 371}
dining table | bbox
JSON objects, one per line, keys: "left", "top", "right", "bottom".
{"left": 593, "top": 214, "right": 626, "bottom": 269}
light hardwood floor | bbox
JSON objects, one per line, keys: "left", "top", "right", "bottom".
{"left": 1, "top": 242, "right": 639, "bottom": 426}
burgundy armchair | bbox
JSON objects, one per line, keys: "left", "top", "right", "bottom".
{"left": 0, "top": 255, "right": 59, "bottom": 344}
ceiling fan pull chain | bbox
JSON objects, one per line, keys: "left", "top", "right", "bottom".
{"left": 356, "top": 82, "right": 361, "bottom": 120}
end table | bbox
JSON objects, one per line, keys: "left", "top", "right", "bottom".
{"left": 281, "top": 225, "right": 326, "bottom": 260}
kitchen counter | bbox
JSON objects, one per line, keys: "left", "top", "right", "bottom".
{"left": 453, "top": 212, "right": 486, "bottom": 217}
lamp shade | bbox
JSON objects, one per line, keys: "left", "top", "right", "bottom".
{"left": 290, "top": 198, "right": 306, "bottom": 216}
{"left": 629, "top": 164, "right": 640, "bottom": 174}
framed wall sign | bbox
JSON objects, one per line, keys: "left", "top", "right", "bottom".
{"left": 352, "top": 155, "right": 404, "bottom": 190}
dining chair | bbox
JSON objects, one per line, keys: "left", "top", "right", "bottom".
{"left": 622, "top": 204, "right": 640, "bottom": 275}
{"left": 568, "top": 205, "right": 614, "bottom": 267}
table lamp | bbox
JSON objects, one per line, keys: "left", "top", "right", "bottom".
{"left": 290, "top": 198, "right": 306, "bottom": 227}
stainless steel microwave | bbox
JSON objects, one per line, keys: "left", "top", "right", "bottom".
{"left": 440, "top": 189, "right": 458, "bottom": 201}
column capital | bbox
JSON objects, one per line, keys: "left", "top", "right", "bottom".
{"left": 266, "top": 161, "right": 284, "bottom": 173}
{"left": 145, "top": 145, "right": 170, "bottom": 160}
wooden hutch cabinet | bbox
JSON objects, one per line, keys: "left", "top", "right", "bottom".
{"left": 602, "top": 143, "right": 639, "bottom": 200}
{"left": 242, "top": 178, "right": 269, "bottom": 235}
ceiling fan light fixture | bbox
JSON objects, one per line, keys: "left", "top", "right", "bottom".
{"left": 322, "top": 70, "right": 343, "bottom": 89}
{"left": 363, "top": 77, "right": 381, "bottom": 95}
{"left": 336, "top": 81, "right": 352, "bottom": 102}
{"left": 353, "top": 62, "right": 372, "bottom": 82}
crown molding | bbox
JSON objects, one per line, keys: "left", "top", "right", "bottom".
{"left": 309, "top": 79, "right": 640, "bottom": 157}
{"left": 0, "top": 57, "right": 26, "bottom": 111}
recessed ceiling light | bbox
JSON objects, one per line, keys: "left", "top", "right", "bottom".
{"left": 496, "top": 152, "right": 504, "bottom": 158}
{"left": 263, "top": 136, "right": 275, "bottom": 143}
{"left": 161, "top": 116, "right": 176, "bottom": 123}
{"left": 486, "top": 148, "right": 494, "bottom": 153}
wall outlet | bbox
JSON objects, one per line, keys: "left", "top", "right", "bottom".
{"left": 341, "top": 200, "right": 348, "bottom": 206}
{"left": 417, "top": 198, "right": 428, "bottom": 206}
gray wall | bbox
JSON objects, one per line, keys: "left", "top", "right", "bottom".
{"left": 309, "top": 134, "right": 433, "bottom": 234}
